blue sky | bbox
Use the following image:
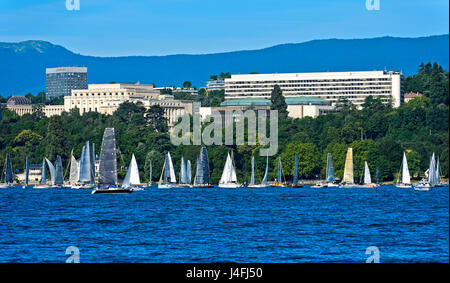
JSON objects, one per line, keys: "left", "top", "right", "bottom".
{"left": 0, "top": 0, "right": 448, "bottom": 56}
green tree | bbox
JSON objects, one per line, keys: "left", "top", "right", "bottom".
{"left": 183, "top": 81, "right": 192, "bottom": 88}
{"left": 270, "top": 85, "right": 288, "bottom": 119}
{"left": 145, "top": 105, "right": 168, "bottom": 132}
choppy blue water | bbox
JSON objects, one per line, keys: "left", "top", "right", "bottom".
{"left": 0, "top": 185, "right": 448, "bottom": 263}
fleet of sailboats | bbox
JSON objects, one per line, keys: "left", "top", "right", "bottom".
{"left": 0, "top": 127, "right": 448, "bottom": 191}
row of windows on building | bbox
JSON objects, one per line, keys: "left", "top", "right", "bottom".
{"left": 226, "top": 78, "right": 392, "bottom": 84}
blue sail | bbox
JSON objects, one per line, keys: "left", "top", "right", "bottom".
{"left": 55, "top": 155, "right": 63, "bottom": 185}
{"left": 40, "top": 158, "right": 46, "bottom": 184}
{"left": 326, "top": 153, "right": 335, "bottom": 182}
{"left": 91, "top": 143, "right": 96, "bottom": 183}
{"left": 262, "top": 156, "right": 269, "bottom": 185}
{"left": 4, "top": 153, "right": 13, "bottom": 183}
{"left": 78, "top": 141, "right": 92, "bottom": 183}
{"left": 293, "top": 154, "right": 298, "bottom": 184}
{"left": 187, "top": 160, "right": 191, "bottom": 184}
{"left": 25, "top": 157, "right": 29, "bottom": 185}
{"left": 180, "top": 156, "right": 187, "bottom": 184}
{"left": 194, "top": 147, "right": 210, "bottom": 185}
{"left": 249, "top": 156, "right": 255, "bottom": 186}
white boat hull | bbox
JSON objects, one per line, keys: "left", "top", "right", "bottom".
{"left": 158, "top": 184, "right": 175, "bottom": 189}
{"left": 414, "top": 186, "right": 431, "bottom": 191}
{"left": 72, "top": 185, "right": 95, "bottom": 189}
{"left": 218, "top": 183, "right": 241, "bottom": 188}
{"left": 33, "top": 184, "right": 52, "bottom": 189}
{"left": 0, "top": 183, "right": 14, "bottom": 189}
{"left": 339, "top": 183, "right": 364, "bottom": 189}
{"left": 248, "top": 184, "right": 272, "bottom": 188}
{"left": 395, "top": 184, "right": 413, "bottom": 189}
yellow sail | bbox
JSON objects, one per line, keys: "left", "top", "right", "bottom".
{"left": 342, "top": 148, "right": 354, "bottom": 183}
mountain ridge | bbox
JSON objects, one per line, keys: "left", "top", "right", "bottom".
{"left": 0, "top": 34, "right": 448, "bottom": 96}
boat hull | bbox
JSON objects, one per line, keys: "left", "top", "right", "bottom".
{"left": 33, "top": 184, "right": 52, "bottom": 189}
{"left": 158, "top": 184, "right": 175, "bottom": 189}
{"left": 0, "top": 183, "right": 14, "bottom": 189}
{"left": 218, "top": 183, "right": 241, "bottom": 188}
{"left": 248, "top": 184, "right": 272, "bottom": 188}
{"left": 339, "top": 184, "right": 364, "bottom": 189}
{"left": 190, "top": 184, "right": 215, "bottom": 188}
{"left": 395, "top": 184, "right": 413, "bottom": 189}
{"left": 72, "top": 184, "right": 96, "bottom": 189}
{"left": 91, "top": 189, "right": 133, "bottom": 194}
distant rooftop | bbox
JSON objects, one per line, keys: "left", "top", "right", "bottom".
{"left": 220, "top": 96, "right": 331, "bottom": 107}
{"left": 46, "top": 67, "right": 87, "bottom": 74}
{"left": 7, "top": 95, "right": 31, "bottom": 106}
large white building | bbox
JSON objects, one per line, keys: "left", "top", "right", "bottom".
{"left": 225, "top": 70, "right": 403, "bottom": 108}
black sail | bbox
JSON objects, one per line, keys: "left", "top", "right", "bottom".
{"left": 98, "top": 128, "right": 118, "bottom": 186}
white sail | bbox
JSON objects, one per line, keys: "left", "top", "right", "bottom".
{"left": 231, "top": 158, "right": 237, "bottom": 182}
{"left": 167, "top": 152, "right": 176, "bottom": 183}
{"left": 69, "top": 155, "right": 79, "bottom": 184}
{"left": 123, "top": 154, "right": 140, "bottom": 187}
{"left": 219, "top": 153, "right": 232, "bottom": 184}
{"left": 45, "top": 158, "right": 56, "bottom": 185}
{"left": 363, "top": 161, "right": 372, "bottom": 184}
{"left": 402, "top": 152, "right": 411, "bottom": 184}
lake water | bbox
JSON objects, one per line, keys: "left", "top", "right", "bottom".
{"left": 0, "top": 185, "right": 448, "bottom": 262}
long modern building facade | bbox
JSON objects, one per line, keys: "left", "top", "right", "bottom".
{"left": 225, "top": 70, "right": 403, "bottom": 108}
{"left": 46, "top": 67, "right": 88, "bottom": 100}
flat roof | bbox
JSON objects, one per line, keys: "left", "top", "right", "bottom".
{"left": 46, "top": 67, "right": 87, "bottom": 74}
{"left": 226, "top": 70, "right": 401, "bottom": 81}
{"left": 220, "top": 96, "right": 331, "bottom": 107}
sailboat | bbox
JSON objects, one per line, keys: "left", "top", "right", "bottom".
{"left": 122, "top": 154, "right": 142, "bottom": 191}
{"left": 158, "top": 152, "right": 177, "bottom": 189}
{"left": 248, "top": 156, "right": 271, "bottom": 188}
{"left": 218, "top": 152, "right": 241, "bottom": 188}
{"left": 176, "top": 156, "right": 190, "bottom": 187}
{"left": 289, "top": 154, "right": 303, "bottom": 188}
{"left": 415, "top": 153, "right": 435, "bottom": 191}
{"left": 34, "top": 158, "right": 51, "bottom": 189}
{"left": 92, "top": 128, "right": 132, "bottom": 194}
{"left": 22, "top": 157, "right": 30, "bottom": 189}
{"left": 359, "top": 161, "right": 379, "bottom": 188}
{"left": 73, "top": 141, "right": 95, "bottom": 189}
{"left": 395, "top": 152, "right": 413, "bottom": 189}
{"left": 434, "top": 157, "right": 446, "bottom": 187}
{"left": 313, "top": 153, "right": 339, "bottom": 188}
{"left": 51, "top": 155, "right": 64, "bottom": 189}
{"left": 273, "top": 157, "right": 286, "bottom": 187}
{"left": 192, "top": 147, "right": 214, "bottom": 188}
{"left": 0, "top": 153, "right": 14, "bottom": 188}
{"left": 187, "top": 160, "right": 192, "bottom": 185}
{"left": 339, "top": 148, "right": 360, "bottom": 188}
